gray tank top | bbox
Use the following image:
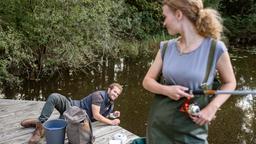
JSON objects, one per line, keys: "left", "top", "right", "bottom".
{"left": 160, "top": 37, "right": 227, "bottom": 90}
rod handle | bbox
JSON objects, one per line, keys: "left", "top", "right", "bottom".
{"left": 185, "top": 90, "right": 216, "bottom": 95}
{"left": 185, "top": 90, "right": 205, "bottom": 95}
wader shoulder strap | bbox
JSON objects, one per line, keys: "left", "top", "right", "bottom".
{"left": 202, "top": 39, "right": 217, "bottom": 84}
{"left": 161, "top": 41, "right": 169, "bottom": 61}
{"left": 157, "top": 40, "right": 168, "bottom": 84}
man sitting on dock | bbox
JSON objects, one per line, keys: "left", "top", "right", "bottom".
{"left": 20, "top": 83, "right": 123, "bottom": 144}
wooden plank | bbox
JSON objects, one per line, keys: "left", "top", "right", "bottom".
{"left": 0, "top": 99, "right": 139, "bottom": 144}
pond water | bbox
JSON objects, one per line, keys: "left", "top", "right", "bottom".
{"left": 1, "top": 47, "right": 256, "bottom": 144}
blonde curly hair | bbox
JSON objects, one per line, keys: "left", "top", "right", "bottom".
{"left": 163, "top": 0, "right": 223, "bottom": 40}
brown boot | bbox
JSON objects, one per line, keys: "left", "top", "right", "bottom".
{"left": 28, "top": 122, "right": 44, "bottom": 144}
{"left": 20, "top": 118, "right": 38, "bottom": 128}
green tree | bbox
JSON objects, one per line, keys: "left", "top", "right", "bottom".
{"left": 0, "top": 0, "right": 127, "bottom": 84}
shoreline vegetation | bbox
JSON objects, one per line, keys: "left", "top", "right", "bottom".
{"left": 0, "top": 0, "right": 256, "bottom": 87}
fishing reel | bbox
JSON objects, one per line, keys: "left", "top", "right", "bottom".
{"left": 109, "top": 113, "right": 118, "bottom": 119}
{"left": 187, "top": 103, "right": 200, "bottom": 116}
{"left": 179, "top": 96, "right": 200, "bottom": 116}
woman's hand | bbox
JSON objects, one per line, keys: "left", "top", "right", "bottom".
{"left": 190, "top": 104, "right": 218, "bottom": 125}
{"left": 163, "top": 85, "right": 192, "bottom": 100}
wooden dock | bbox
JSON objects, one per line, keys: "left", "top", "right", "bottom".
{"left": 0, "top": 99, "right": 139, "bottom": 144}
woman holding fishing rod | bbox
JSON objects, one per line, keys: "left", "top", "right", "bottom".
{"left": 142, "top": 0, "right": 236, "bottom": 143}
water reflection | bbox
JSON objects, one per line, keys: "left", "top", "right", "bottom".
{"left": 0, "top": 47, "right": 256, "bottom": 143}
{"left": 236, "top": 94, "right": 254, "bottom": 144}
{"left": 231, "top": 48, "right": 256, "bottom": 144}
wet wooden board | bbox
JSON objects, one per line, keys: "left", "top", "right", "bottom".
{"left": 0, "top": 99, "right": 139, "bottom": 144}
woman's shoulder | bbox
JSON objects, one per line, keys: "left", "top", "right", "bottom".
{"left": 214, "top": 39, "right": 228, "bottom": 59}
{"left": 159, "top": 38, "right": 177, "bottom": 60}
{"left": 160, "top": 38, "right": 177, "bottom": 50}
{"left": 215, "top": 39, "right": 227, "bottom": 53}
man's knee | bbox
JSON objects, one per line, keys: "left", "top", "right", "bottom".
{"left": 47, "top": 93, "right": 62, "bottom": 101}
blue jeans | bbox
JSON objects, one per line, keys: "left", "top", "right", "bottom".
{"left": 38, "top": 93, "right": 71, "bottom": 123}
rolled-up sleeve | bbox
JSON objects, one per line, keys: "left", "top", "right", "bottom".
{"left": 91, "top": 93, "right": 103, "bottom": 106}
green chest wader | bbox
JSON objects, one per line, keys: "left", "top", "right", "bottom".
{"left": 146, "top": 40, "right": 218, "bottom": 144}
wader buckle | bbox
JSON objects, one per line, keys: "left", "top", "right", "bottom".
{"left": 200, "top": 83, "right": 209, "bottom": 90}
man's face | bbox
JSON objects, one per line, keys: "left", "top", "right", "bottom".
{"left": 108, "top": 86, "right": 121, "bottom": 101}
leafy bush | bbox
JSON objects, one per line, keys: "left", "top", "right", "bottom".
{"left": 120, "top": 0, "right": 163, "bottom": 40}
{"left": 219, "top": 0, "right": 256, "bottom": 44}
{"left": 0, "top": 0, "right": 127, "bottom": 83}
{"left": 0, "top": 28, "right": 23, "bottom": 86}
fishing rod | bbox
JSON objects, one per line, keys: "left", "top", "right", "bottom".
{"left": 181, "top": 89, "right": 256, "bottom": 115}
{"left": 185, "top": 89, "right": 256, "bottom": 96}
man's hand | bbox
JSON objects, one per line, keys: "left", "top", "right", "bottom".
{"left": 92, "top": 104, "right": 121, "bottom": 125}
{"left": 111, "top": 119, "right": 120, "bottom": 126}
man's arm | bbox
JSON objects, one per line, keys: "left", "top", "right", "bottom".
{"left": 91, "top": 104, "right": 120, "bottom": 125}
